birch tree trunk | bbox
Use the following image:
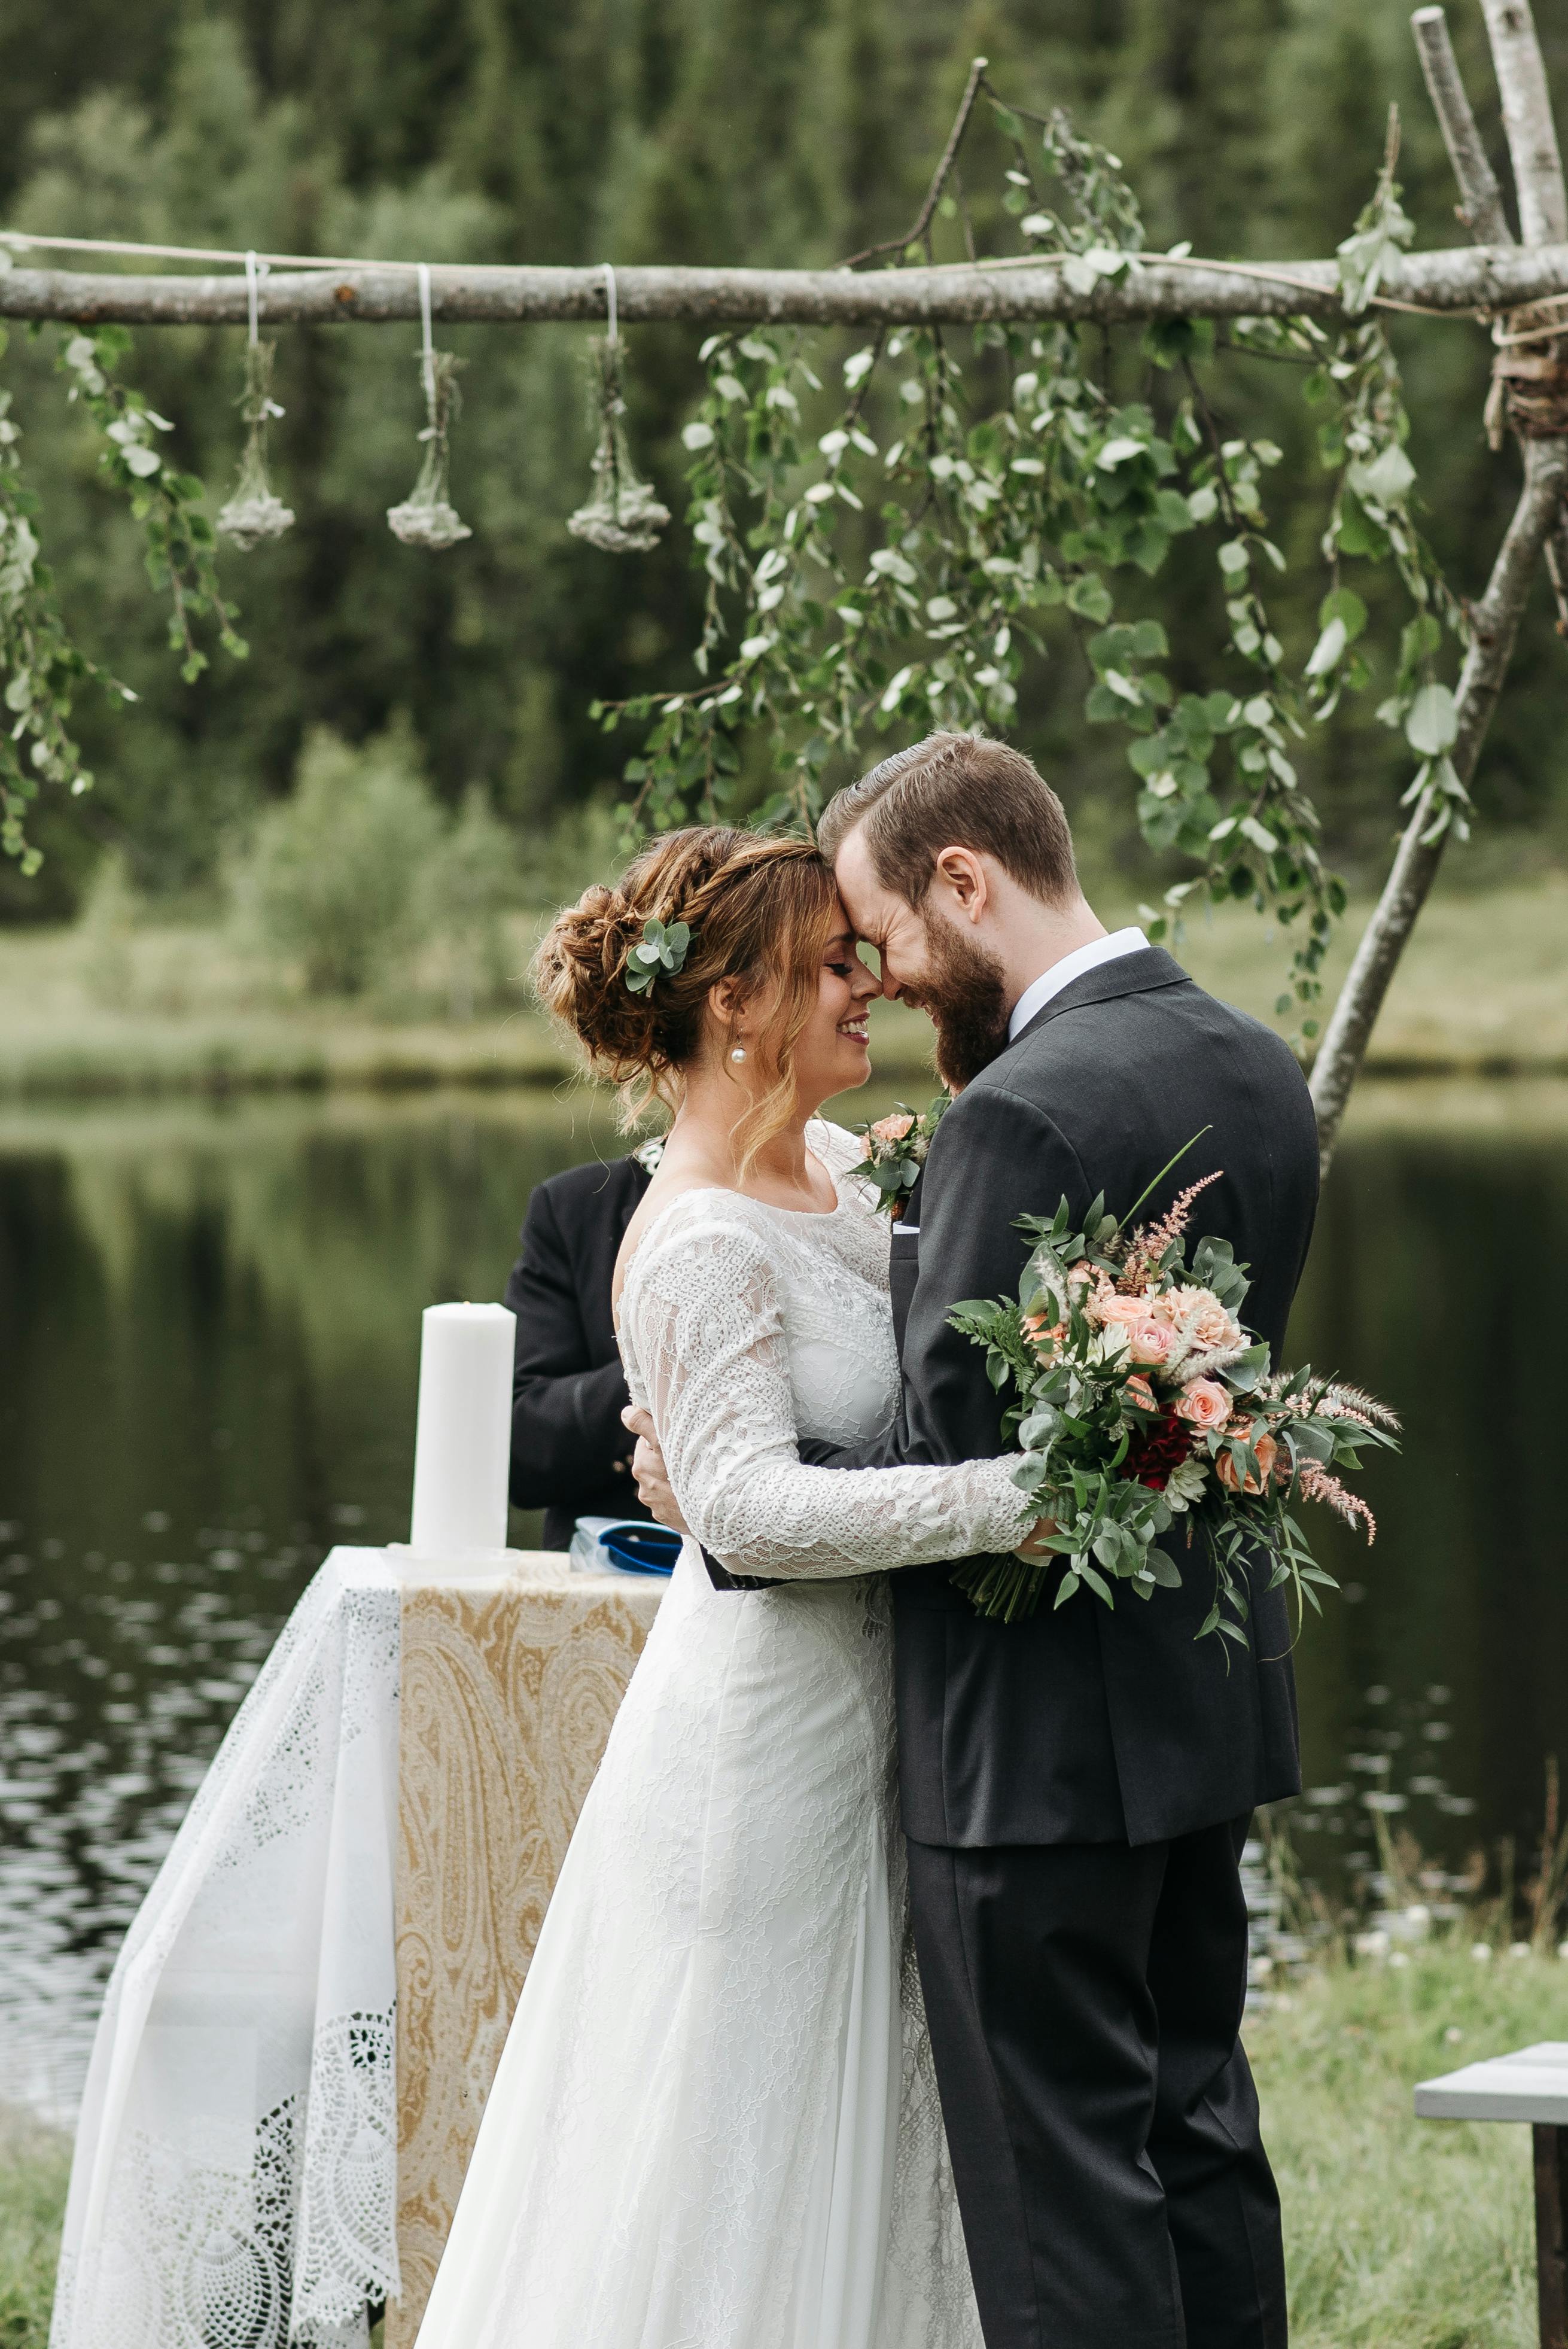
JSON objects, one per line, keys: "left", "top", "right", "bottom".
{"left": 1308, "top": 0, "right": 1568, "bottom": 1173}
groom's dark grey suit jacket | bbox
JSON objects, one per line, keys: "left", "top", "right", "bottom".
{"left": 793, "top": 946, "right": 1320, "bottom": 1851}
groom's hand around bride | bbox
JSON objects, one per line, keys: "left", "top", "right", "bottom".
{"left": 622, "top": 1405, "right": 692, "bottom": 1537}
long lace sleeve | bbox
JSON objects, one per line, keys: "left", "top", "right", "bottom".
{"left": 619, "top": 1197, "right": 1030, "bottom": 1581}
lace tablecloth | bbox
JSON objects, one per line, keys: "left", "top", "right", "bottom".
{"left": 48, "top": 1548, "right": 665, "bottom": 2349}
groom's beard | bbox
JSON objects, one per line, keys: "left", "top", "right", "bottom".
{"left": 911, "top": 914, "right": 1012, "bottom": 1091}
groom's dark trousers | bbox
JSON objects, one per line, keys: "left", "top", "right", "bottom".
{"left": 790, "top": 950, "right": 1320, "bottom": 2347}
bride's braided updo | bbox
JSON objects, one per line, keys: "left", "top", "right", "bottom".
{"left": 534, "top": 826, "right": 839, "bottom": 1160}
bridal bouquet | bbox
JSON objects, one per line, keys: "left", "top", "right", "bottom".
{"left": 948, "top": 1145, "right": 1399, "bottom": 1641}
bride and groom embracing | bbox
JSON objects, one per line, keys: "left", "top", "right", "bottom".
{"left": 415, "top": 731, "right": 1319, "bottom": 2349}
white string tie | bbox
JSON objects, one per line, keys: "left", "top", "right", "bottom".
{"left": 244, "top": 249, "right": 266, "bottom": 346}
{"left": 418, "top": 261, "right": 435, "bottom": 408}
{"left": 602, "top": 261, "right": 618, "bottom": 343}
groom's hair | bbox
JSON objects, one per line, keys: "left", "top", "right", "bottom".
{"left": 816, "top": 730, "right": 1078, "bottom": 909}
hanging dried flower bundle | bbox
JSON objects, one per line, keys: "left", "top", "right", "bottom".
{"left": 388, "top": 345, "right": 472, "bottom": 549}
{"left": 567, "top": 335, "right": 669, "bottom": 554}
{"left": 216, "top": 337, "right": 294, "bottom": 552}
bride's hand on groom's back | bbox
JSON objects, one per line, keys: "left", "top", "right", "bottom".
{"left": 622, "top": 1405, "right": 692, "bottom": 1537}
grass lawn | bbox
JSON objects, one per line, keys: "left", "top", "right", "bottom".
{"left": 1, "top": 871, "right": 1564, "bottom": 1099}
{"left": 4, "top": 1940, "right": 1563, "bottom": 2347}
{"left": 1253, "top": 1940, "right": 1565, "bottom": 2348}
{"left": 0, "top": 2108, "right": 68, "bottom": 2349}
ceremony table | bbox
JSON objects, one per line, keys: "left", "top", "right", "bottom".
{"left": 50, "top": 1545, "right": 665, "bottom": 2349}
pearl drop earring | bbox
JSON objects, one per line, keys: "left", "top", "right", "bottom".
{"left": 730, "top": 1045, "right": 747, "bottom": 1063}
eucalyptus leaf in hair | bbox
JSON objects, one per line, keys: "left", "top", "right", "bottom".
{"left": 624, "top": 915, "right": 691, "bottom": 995}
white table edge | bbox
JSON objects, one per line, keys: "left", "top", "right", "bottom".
{"left": 1414, "top": 2044, "right": 1568, "bottom": 2124}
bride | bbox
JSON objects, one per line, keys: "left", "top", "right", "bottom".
{"left": 413, "top": 826, "right": 1035, "bottom": 2349}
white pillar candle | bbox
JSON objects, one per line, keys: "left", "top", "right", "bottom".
{"left": 409, "top": 1302, "right": 517, "bottom": 1557}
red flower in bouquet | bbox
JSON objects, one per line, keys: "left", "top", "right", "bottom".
{"left": 1121, "top": 1410, "right": 1193, "bottom": 1492}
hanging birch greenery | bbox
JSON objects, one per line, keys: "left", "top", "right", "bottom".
{"left": 57, "top": 325, "right": 246, "bottom": 683}
{"left": 590, "top": 104, "right": 1467, "bottom": 1049}
{"left": 0, "top": 328, "right": 129, "bottom": 875}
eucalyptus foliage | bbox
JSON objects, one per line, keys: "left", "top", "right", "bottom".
{"left": 593, "top": 105, "right": 1467, "bottom": 1032}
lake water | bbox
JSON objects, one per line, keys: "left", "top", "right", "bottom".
{"left": 3, "top": 1079, "right": 1566, "bottom": 2117}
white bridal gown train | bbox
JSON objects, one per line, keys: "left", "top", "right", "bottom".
{"left": 413, "top": 1122, "right": 1027, "bottom": 2349}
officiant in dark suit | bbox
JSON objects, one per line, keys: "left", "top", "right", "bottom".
{"left": 504, "top": 1144, "right": 659, "bottom": 1548}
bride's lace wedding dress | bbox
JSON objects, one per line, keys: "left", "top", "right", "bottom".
{"left": 413, "top": 1122, "right": 1027, "bottom": 2349}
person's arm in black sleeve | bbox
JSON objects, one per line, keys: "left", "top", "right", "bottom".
{"left": 504, "top": 1185, "right": 635, "bottom": 1513}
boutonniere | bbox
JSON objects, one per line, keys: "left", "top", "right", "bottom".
{"left": 852, "top": 1092, "right": 950, "bottom": 1221}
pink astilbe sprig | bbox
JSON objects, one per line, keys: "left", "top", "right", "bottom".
{"left": 1121, "top": 1170, "right": 1224, "bottom": 1288}
{"left": 1296, "top": 1458, "right": 1378, "bottom": 1542}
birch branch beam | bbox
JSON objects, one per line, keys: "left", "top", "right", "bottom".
{"left": 6, "top": 244, "right": 1568, "bottom": 329}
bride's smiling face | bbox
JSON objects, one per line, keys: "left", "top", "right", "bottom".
{"left": 784, "top": 906, "right": 881, "bottom": 1109}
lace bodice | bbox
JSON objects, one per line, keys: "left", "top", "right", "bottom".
{"left": 617, "top": 1120, "right": 1027, "bottom": 1579}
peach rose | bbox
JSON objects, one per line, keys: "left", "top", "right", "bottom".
{"left": 1097, "top": 1293, "right": 1150, "bottom": 1328}
{"left": 1216, "top": 1428, "right": 1278, "bottom": 1495}
{"left": 1128, "top": 1317, "right": 1177, "bottom": 1368}
{"left": 1022, "top": 1309, "right": 1065, "bottom": 1349}
{"left": 1174, "top": 1378, "right": 1232, "bottom": 1433}
{"left": 1124, "top": 1374, "right": 1159, "bottom": 1414}
{"left": 871, "top": 1112, "right": 916, "bottom": 1144}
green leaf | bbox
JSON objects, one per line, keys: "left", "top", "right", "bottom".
{"left": 1064, "top": 573, "right": 1113, "bottom": 622}
{"left": 1335, "top": 494, "right": 1390, "bottom": 560}
{"left": 1304, "top": 617, "right": 1347, "bottom": 680}
{"left": 1347, "top": 443, "right": 1415, "bottom": 507}
{"left": 1405, "top": 682, "right": 1459, "bottom": 757}
{"left": 1128, "top": 522, "right": 1170, "bottom": 576}
{"left": 1319, "top": 585, "right": 1368, "bottom": 641}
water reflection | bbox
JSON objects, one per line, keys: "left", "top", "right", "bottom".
{"left": 2, "top": 1081, "right": 1565, "bottom": 2115}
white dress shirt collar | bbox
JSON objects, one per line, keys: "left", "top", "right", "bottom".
{"left": 1006, "top": 926, "right": 1149, "bottom": 1043}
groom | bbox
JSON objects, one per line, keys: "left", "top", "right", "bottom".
{"left": 635, "top": 731, "right": 1317, "bottom": 2347}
